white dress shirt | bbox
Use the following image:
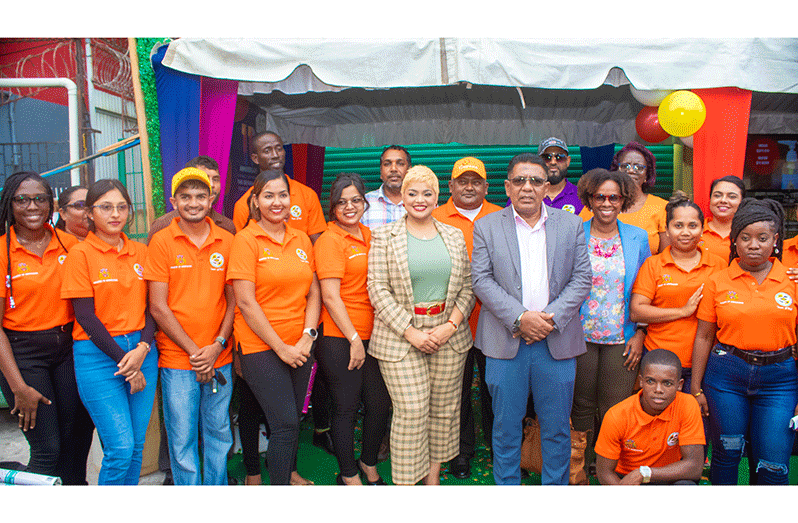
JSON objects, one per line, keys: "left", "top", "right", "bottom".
{"left": 512, "top": 204, "right": 549, "bottom": 312}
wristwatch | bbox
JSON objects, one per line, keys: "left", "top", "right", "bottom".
{"left": 303, "top": 328, "right": 318, "bottom": 341}
{"left": 639, "top": 465, "right": 652, "bottom": 484}
{"left": 512, "top": 312, "right": 525, "bottom": 333}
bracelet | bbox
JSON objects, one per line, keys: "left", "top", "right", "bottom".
{"left": 137, "top": 341, "right": 151, "bottom": 353}
{"left": 447, "top": 320, "right": 458, "bottom": 331}
{"left": 350, "top": 332, "right": 359, "bottom": 342}
{"left": 694, "top": 389, "right": 703, "bottom": 397}
{"left": 215, "top": 336, "right": 227, "bottom": 347}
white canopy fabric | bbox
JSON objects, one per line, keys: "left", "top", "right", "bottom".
{"left": 160, "top": 38, "right": 798, "bottom": 148}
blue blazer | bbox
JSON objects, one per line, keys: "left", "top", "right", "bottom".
{"left": 581, "top": 220, "right": 650, "bottom": 343}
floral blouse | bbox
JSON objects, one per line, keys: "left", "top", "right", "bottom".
{"left": 581, "top": 234, "right": 626, "bottom": 344}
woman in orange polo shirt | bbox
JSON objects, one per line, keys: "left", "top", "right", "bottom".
{"left": 55, "top": 185, "right": 89, "bottom": 240}
{"left": 698, "top": 176, "right": 745, "bottom": 263}
{"left": 61, "top": 179, "right": 157, "bottom": 485}
{"left": 691, "top": 198, "right": 798, "bottom": 485}
{"left": 228, "top": 169, "right": 321, "bottom": 486}
{"left": 630, "top": 193, "right": 727, "bottom": 392}
{"left": 313, "top": 173, "right": 390, "bottom": 485}
{"left": 0, "top": 171, "right": 93, "bottom": 485}
{"left": 610, "top": 142, "right": 669, "bottom": 255}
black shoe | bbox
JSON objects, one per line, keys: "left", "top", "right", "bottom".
{"left": 313, "top": 429, "right": 335, "bottom": 455}
{"left": 448, "top": 455, "right": 471, "bottom": 480}
{"left": 162, "top": 470, "right": 174, "bottom": 485}
{"left": 358, "top": 459, "right": 387, "bottom": 485}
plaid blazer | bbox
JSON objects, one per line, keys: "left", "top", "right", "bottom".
{"left": 366, "top": 216, "right": 476, "bottom": 362}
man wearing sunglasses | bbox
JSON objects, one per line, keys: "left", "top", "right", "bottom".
{"left": 538, "top": 137, "right": 583, "bottom": 216}
{"left": 471, "top": 153, "right": 591, "bottom": 485}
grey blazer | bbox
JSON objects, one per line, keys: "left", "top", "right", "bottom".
{"left": 471, "top": 205, "right": 591, "bottom": 360}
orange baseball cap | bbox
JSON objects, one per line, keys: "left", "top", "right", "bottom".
{"left": 451, "top": 157, "right": 487, "bottom": 179}
{"left": 171, "top": 167, "right": 212, "bottom": 196}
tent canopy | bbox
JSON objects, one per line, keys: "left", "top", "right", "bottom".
{"left": 159, "top": 38, "right": 798, "bottom": 148}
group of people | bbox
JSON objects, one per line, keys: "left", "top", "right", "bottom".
{"left": 1, "top": 130, "right": 796, "bottom": 486}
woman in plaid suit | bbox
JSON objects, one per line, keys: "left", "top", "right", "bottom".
{"left": 367, "top": 166, "right": 475, "bottom": 485}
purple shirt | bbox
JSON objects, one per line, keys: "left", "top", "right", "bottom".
{"left": 543, "top": 180, "right": 583, "bottom": 215}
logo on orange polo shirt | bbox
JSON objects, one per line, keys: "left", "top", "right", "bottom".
{"left": 667, "top": 432, "right": 679, "bottom": 446}
{"left": 348, "top": 245, "right": 366, "bottom": 259}
{"left": 15, "top": 263, "right": 29, "bottom": 274}
{"left": 290, "top": 205, "right": 302, "bottom": 219}
{"left": 659, "top": 274, "right": 677, "bottom": 287}
{"left": 720, "top": 290, "right": 743, "bottom": 305}
{"left": 94, "top": 267, "right": 119, "bottom": 284}
{"left": 260, "top": 247, "right": 278, "bottom": 261}
{"left": 209, "top": 252, "right": 225, "bottom": 271}
{"left": 775, "top": 292, "right": 793, "bottom": 309}
{"left": 133, "top": 263, "right": 144, "bottom": 279}
{"left": 624, "top": 439, "right": 643, "bottom": 452}
{"left": 58, "top": 255, "right": 66, "bottom": 265}
{"left": 170, "top": 254, "right": 192, "bottom": 270}
{"left": 296, "top": 248, "right": 309, "bottom": 263}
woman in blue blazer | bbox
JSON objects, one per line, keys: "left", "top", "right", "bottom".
{"left": 571, "top": 168, "right": 650, "bottom": 477}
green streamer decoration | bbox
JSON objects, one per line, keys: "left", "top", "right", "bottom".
{"left": 135, "top": 37, "right": 170, "bottom": 218}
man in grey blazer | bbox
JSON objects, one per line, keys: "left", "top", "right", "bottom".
{"left": 471, "top": 153, "right": 591, "bottom": 485}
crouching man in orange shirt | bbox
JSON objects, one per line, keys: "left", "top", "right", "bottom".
{"left": 594, "top": 349, "right": 705, "bottom": 485}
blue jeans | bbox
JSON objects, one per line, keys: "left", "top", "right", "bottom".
{"left": 160, "top": 363, "right": 233, "bottom": 485}
{"left": 73, "top": 331, "right": 158, "bottom": 485}
{"left": 703, "top": 348, "right": 798, "bottom": 485}
{"left": 486, "top": 339, "right": 576, "bottom": 485}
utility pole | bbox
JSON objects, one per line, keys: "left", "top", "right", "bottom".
{"left": 74, "top": 38, "right": 95, "bottom": 186}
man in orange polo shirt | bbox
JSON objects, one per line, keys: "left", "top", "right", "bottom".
{"left": 432, "top": 156, "right": 502, "bottom": 479}
{"left": 594, "top": 349, "right": 705, "bottom": 485}
{"left": 144, "top": 167, "right": 235, "bottom": 485}
{"left": 232, "top": 131, "right": 326, "bottom": 242}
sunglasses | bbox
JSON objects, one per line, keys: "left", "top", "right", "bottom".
{"left": 509, "top": 176, "right": 547, "bottom": 188}
{"left": 618, "top": 162, "right": 646, "bottom": 173}
{"left": 591, "top": 193, "right": 622, "bottom": 204}
{"left": 540, "top": 153, "right": 568, "bottom": 162}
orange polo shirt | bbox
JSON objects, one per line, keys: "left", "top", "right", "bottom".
{"left": 227, "top": 221, "right": 316, "bottom": 355}
{"left": 581, "top": 194, "right": 667, "bottom": 254}
{"left": 432, "top": 197, "right": 502, "bottom": 338}
{"left": 698, "top": 217, "right": 730, "bottom": 266}
{"left": 782, "top": 236, "right": 798, "bottom": 269}
{"left": 313, "top": 222, "right": 373, "bottom": 340}
{"left": 144, "top": 216, "right": 234, "bottom": 370}
{"left": 631, "top": 246, "right": 727, "bottom": 368}
{"left": 696, "top": 258, "right": 797, "bottom": 351}
{"left": 233, "top": 178, "right": 327, "bottom": 237}
{"left": 61, "top": 231, "right": 148, "bottom": 341}
{"left": 0, "top": 225, "right": 77, "bottom": 331}
{"left": 595, "top": 390, "right": 705, "bottom": 475}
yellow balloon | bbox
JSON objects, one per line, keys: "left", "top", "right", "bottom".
{"left": 657, "top": 91, "right": 707, "bottom": 137}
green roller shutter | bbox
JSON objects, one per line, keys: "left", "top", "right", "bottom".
{"left": 321, "top": 143, "right": 675, "bottom": 219}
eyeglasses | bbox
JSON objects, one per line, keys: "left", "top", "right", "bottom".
{"left": 64, "top": 200, "right": 87, "bottom": 210}
{"left": 618, "top": 162, "right": 646, "bottom": 173}
{"left": 11, "top": 194, "right": 49, "bottom": 208}
{"left": 334, "top": 197, "right": 365, "bottom": 208}
{"left": 509, "top": 176, "right": 547, "bottom": 188}
{"left": 92, "top": 203, "right": 129, "bottom": 214}
{"left": 540, "top": 153, "right": 568, "bottom": 162}
{"left": 591, "top": 193, "right": 622, "bottom": 204}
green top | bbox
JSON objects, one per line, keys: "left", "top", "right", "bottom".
{"left": 407, "top": 232, "right": 451, "bottom": 303}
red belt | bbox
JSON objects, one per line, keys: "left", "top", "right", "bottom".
{"left": 414, "top": 303, "right": 446, "bottom": 315}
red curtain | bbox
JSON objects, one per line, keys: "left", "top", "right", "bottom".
{"left": 692, "top": 87, "right": 752, "bottom": 213}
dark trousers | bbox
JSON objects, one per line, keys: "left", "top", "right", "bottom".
{"left": 315, "top": 336, "right": 390, "bottom": 477}
{"left": 0, "top": 324, "right": 94, "bottom": 485}
{"left": 457, "top": 346, "right": 492, "bottom": 459}
{"left": 240, "top": 347, "right": 315, "bottom": 485}
{"left": 237, "top": 377, "right": 269, "bottom": 476}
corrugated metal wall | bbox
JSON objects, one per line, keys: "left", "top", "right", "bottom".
{"left": 322, "top": 143, "right": 675, "bottom": 219}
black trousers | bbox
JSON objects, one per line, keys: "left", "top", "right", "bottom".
{"left": 240, "top": 347, "right": 315, "bottom": 485}
{"left": 315, "top": 335, "right": 390, "bottom": 477}
{"left": 457, "top": 346, "right": 493, "bottom": 459}
{"left": 237, "top": 376, "right": 269, "bottom": 476}
{"left": 0, "top": 324, "right": 94, "bottom": 484}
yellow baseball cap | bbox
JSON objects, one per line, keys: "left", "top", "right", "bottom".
{"left": 451, "top": 157, "right": 487, "bottom": 179}
{"left": 171, "top": 167, "right": 211, "bottom": 196}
